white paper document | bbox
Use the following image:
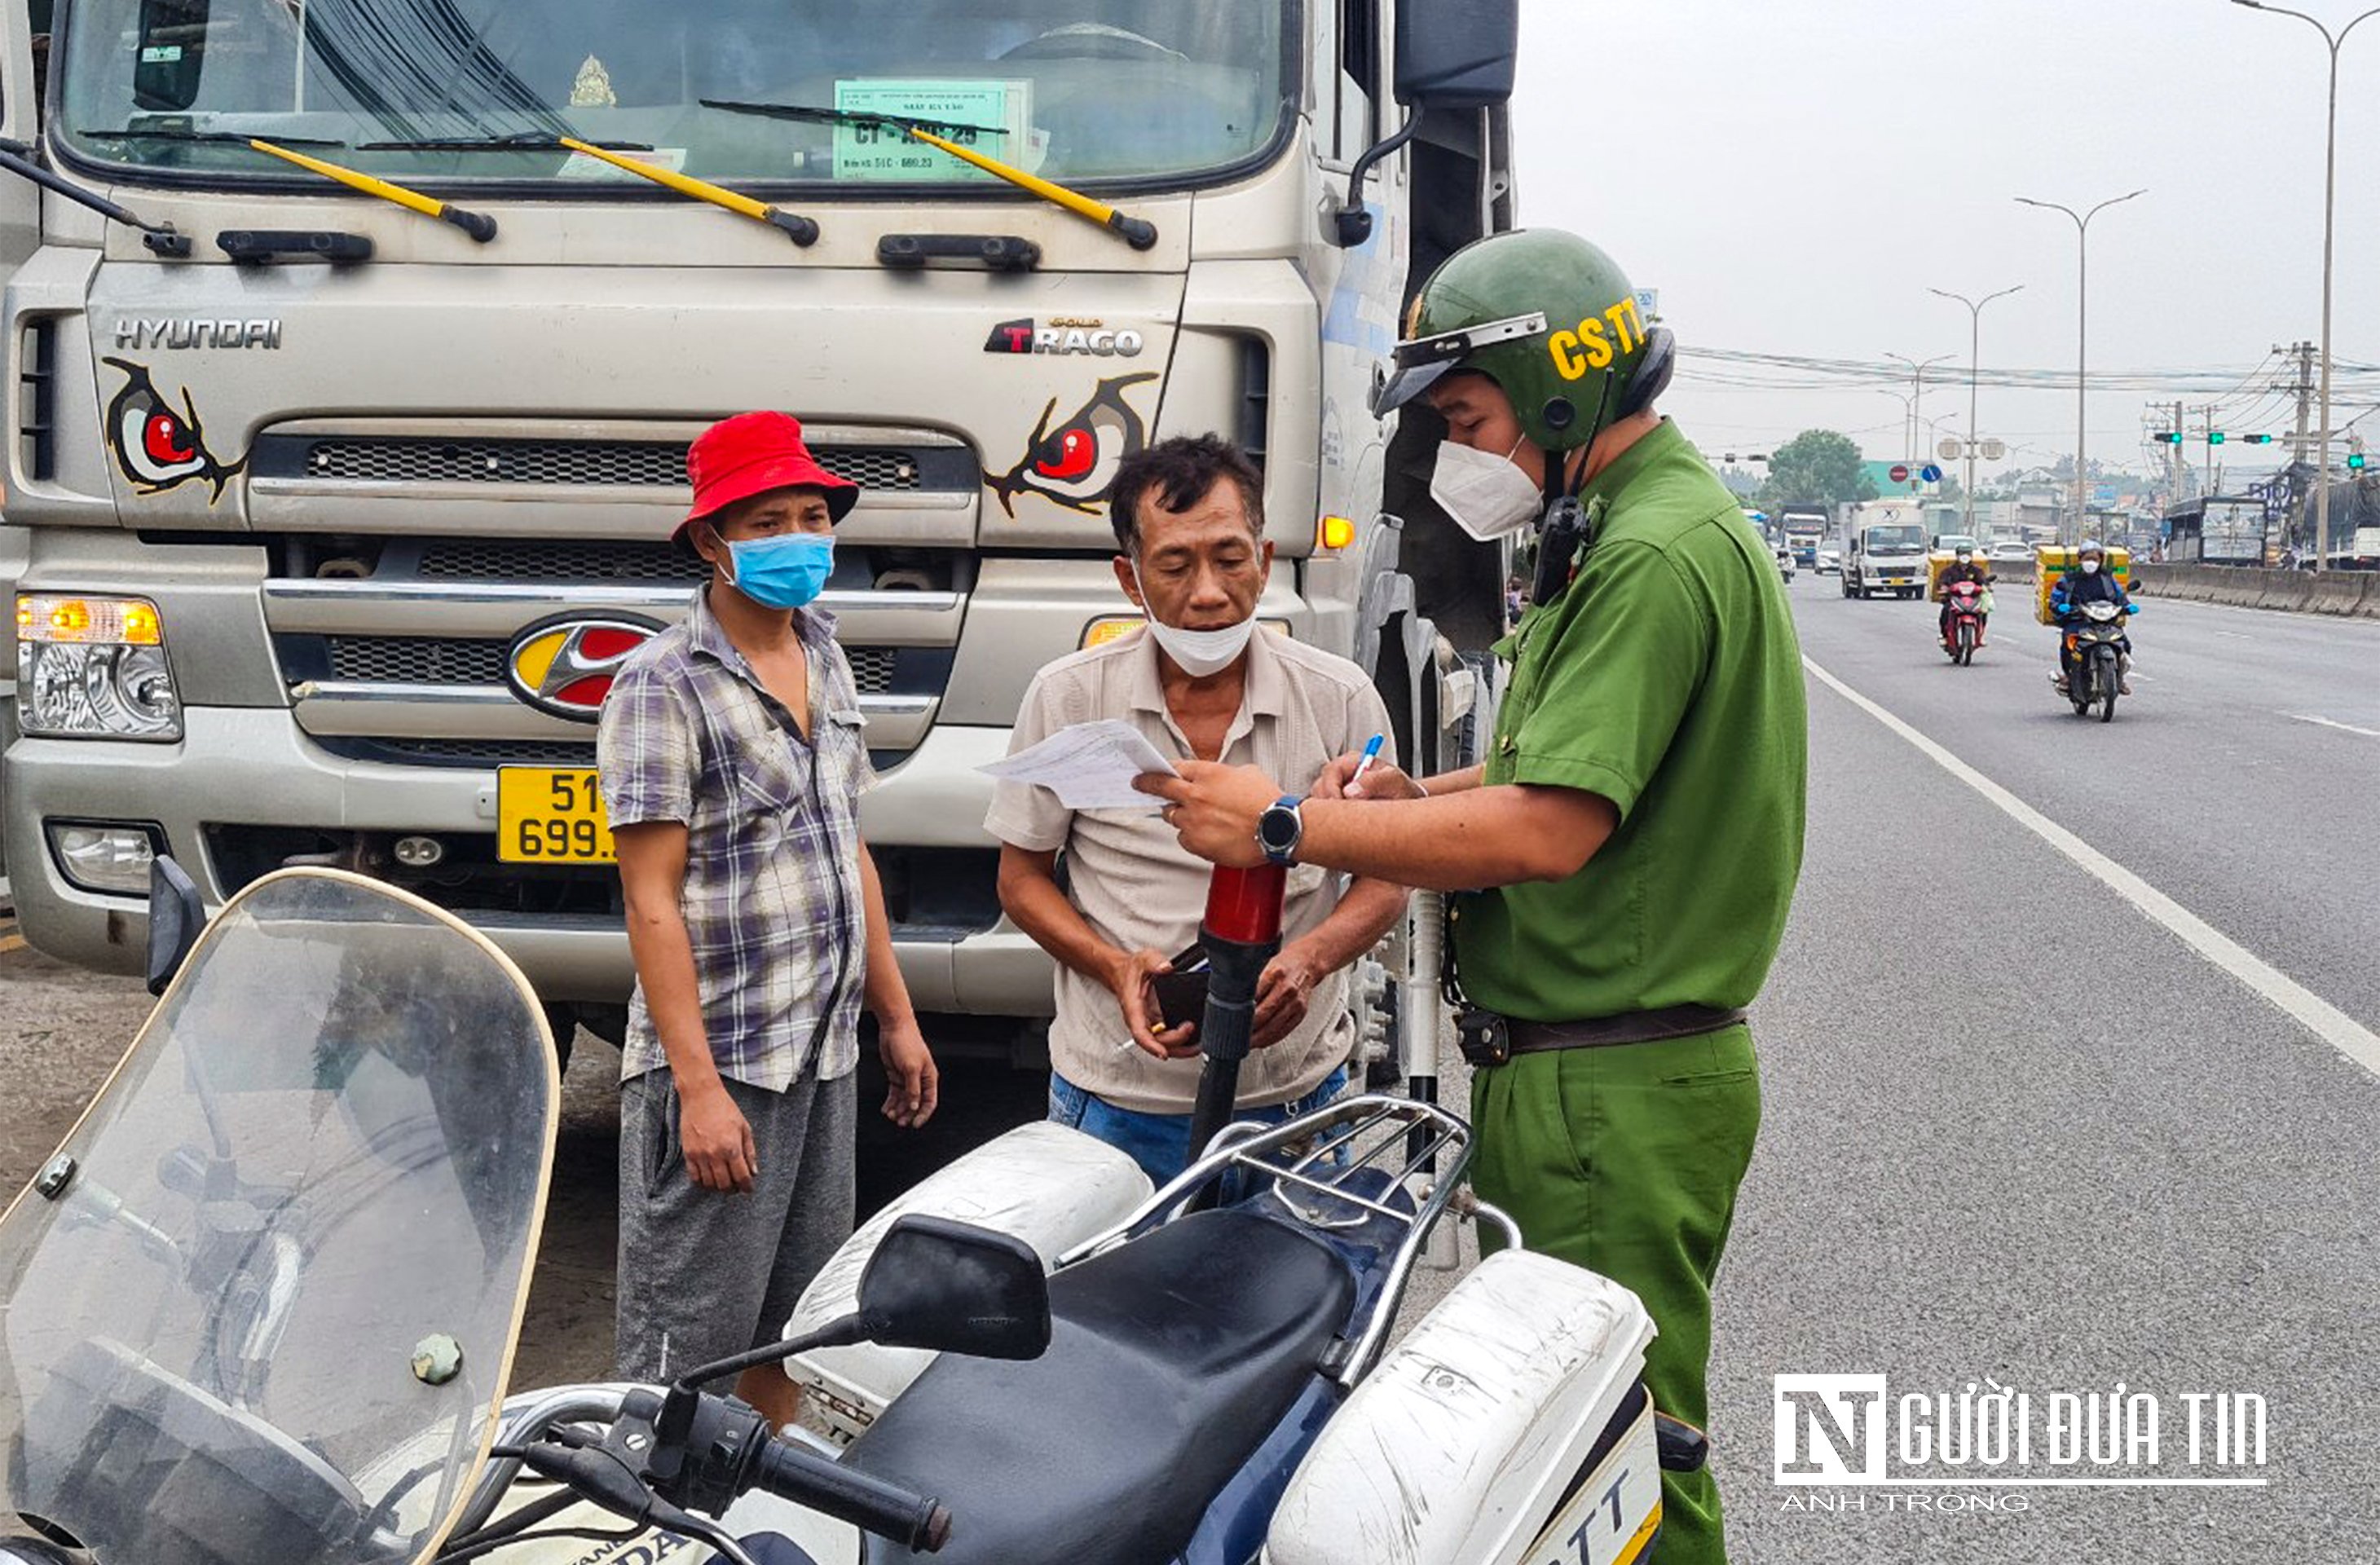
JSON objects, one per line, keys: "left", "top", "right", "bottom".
{"left": 977, "top": 719, "right": 1179, "bottom": 810}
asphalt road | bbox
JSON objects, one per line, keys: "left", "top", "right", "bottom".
{"left": 2, "top": 577, "right": 2376, "bottom": 1562}
{"left": 1715, "top": 574, "right": 2380, "bottom": 1563}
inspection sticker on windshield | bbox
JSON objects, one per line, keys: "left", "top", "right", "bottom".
{"left": 831, "top": 79, "right": 1034, "bottom": 181}
{"left": 497, "top": 767, "right": 616, "bottom": 864}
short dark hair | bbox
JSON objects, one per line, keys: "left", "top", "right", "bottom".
{"left": 1107, "top": 434, "right": 1265, "bottom": 557}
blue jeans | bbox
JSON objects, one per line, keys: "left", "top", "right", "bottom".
{"left": 1047, "top": 1066, "right": 1351, "bottom": 1188}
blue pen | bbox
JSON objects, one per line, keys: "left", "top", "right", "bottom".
{"left": 1349, "top": 732, "right": 1386, "bottom": 789}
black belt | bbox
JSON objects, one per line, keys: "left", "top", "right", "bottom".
{"left": 1457, "top": 1004, "right": 1748, "bottom": 1067}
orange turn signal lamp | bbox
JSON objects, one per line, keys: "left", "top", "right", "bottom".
{"left": 16, "top": 594, "right": 165, "bottom": 646}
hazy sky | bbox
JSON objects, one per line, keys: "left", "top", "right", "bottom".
{"left": 1510, "top": 0, "right": 2380, "bottom": 483}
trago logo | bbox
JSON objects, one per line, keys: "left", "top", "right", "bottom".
{"left": 506, "top": 616, "right": 659, "bottom": 721}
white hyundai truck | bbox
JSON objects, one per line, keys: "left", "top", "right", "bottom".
{"left": 0, "top": 0, "right": 1513, "bottom": 1063}
{"left": 1840, "top": 497, "right": 1931, "bottom": 600}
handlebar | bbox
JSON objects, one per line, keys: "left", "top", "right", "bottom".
{"left": 751, "top": 1436, "right": 951, "bottom": 1554}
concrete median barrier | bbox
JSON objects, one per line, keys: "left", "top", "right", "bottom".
{"left": 2131, "top": 562, "right": 2378, "bottom": 618}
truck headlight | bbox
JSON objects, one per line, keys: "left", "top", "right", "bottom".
{"left": 15, "top": 594, "right": 182, "bottom": 741}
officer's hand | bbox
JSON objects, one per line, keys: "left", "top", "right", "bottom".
{"left": 1135, "top": 761, "right": 1276, "bottom": 868}
{"left": 1252, "top": 942, "right": 1324, "bottom": 1048}
{"left": 681, "top": 1082, "right": 757, "bottom": 1193}
{"left": 1311, "top": 752, "right": 1424, "bottom": 802}
{"left": 1107, "top": 946, "right": 1199, "bottom": 1059}
{"left": 877, "top": 1019, "right": 940, "bottom": 1129}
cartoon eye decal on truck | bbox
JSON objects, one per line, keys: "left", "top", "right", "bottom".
{"left": 100, "top": 357, "right": 249, "bottom": 500}
{"left": 984, "top": 371, "right": 1160, "bottom": 517}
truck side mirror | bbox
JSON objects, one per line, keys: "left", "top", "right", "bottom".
{"left": 1331, "top": 0, "right": 1520, "bottom": 248}
{"left": 1395, "top": 0, "right": 1519, "bottom": 111}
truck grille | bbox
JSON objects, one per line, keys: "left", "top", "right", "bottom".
{"left": 418, "top": 539, "right": 705, "bottom": 583}
{"left": 281, "top": 436, "right": 928, "bottom": 492}
{"left": 318, "top": 636, "right": 899, "bottom": 694}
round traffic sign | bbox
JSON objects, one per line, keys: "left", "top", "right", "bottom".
{"left": 1889, "top": 464, "right": 1911, "bottom": 483}
{"left": 1937, "top": 437, "right": 1964, "bottom": 461}
{"left": 1920, "top": 464, "right": 1943, "bottom": 483}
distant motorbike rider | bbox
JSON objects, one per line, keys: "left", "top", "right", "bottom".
{"left": 2049, "top": 541, "right": 2136, "bottom": 694}
{"left": 1933, "top": 546, "right": 1995, "bottom": 647}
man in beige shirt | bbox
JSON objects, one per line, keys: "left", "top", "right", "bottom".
{"left": 986, "top": 434, "right": 1408, "bottom": 1184}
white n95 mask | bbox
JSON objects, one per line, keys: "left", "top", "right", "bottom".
{"left": 1431, "top": 439, "right": 1544, "bottom": 541}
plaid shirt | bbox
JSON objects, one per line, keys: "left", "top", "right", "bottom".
{"left": 597, "top": 589, "right": 876, "bottom": 1090}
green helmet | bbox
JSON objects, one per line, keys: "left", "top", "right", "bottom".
{"left": 1373, "top": 228, "right": 1674, "bottom": 454}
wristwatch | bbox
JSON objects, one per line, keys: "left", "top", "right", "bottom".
{"left": 1256, "top": 794, "right": 1305, "bottom": 866}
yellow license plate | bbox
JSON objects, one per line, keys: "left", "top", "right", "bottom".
{"left": 497, "top": 767, "right": 617, "bottom": 864}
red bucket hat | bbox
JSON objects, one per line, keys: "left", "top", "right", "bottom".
{"left": 676, "top": 411, "right": 858, "bottom": 544}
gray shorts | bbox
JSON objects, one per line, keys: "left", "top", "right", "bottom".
{"left": 615, "top": 1066, "right": 857, "bottom": 1382}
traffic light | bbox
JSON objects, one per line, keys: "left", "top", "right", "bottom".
{"left": 2153, "top": 432, "right": 2182, "bottom": 444}
{"left": 2243, "top": 434, "right": 2274, "bottom": 444}
{"left": 2208, "top": 431, "right": 2227, "bottom": 445}
{"left": 2351, "top": 452, "right": 2368, "bottom": 471}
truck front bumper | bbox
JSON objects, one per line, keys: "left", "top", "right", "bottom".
{"left": 2, "top": 708, "right": 1053, "bottom": 1016}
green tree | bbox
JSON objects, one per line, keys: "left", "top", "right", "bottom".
{"left": 1761, "top": 430, "right": 1877, "bottom": 510}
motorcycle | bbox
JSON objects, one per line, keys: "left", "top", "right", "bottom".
{"left": 2060, "top": 599, "right": 2130, "bottom": 722}
{"left": 0, "top": 866, "right": 1690, "bottom": 1565}
{"left": 1940, "top": 580, "right": 1986, "bottom": 664}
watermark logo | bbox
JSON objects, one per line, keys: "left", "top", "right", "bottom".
{"left": 1774, "top": 1374, "right": 2269, "bottom": 1491}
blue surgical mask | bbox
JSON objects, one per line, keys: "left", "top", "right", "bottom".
{"left": 724, "top": 533, "right": 834, "bottom": 609}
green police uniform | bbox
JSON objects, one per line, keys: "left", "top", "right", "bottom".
{"left": 1460, "top": 419, "right": 1806, "bottom": 1565}
{"left": 1377, "top": 229, "right": 1807, "bottom": 1565}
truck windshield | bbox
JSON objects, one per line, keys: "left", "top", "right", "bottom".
{"left": 1864, "top": 525, "right": 1924, "bottom": 551}
{"left": 57, "top": 0, "right": 1291, "bottom": 192}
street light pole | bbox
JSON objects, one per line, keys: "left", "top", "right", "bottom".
{"left": 1884, "top": 351, "right": 1954, "bottom": 491}
{"left": 2232, "top": 0, "right": 2380, "bottom": 574}
{"left": 1929, "top": 284, "right": 2025, "bottom": 537}
{"left": 2016, "top": 189, "right": 2145, "bottom": 544}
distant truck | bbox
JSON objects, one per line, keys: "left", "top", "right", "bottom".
{"left": 2163, "top": 497, "right": 2268, "bottom": 565}
{"left": 1778, "top": 509, "right": 1828, "bottom": 567}
{"left": 1840, "top": 500, "right": 1930, "bottom": 599}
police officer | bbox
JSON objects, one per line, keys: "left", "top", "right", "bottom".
{"left": 1139, "top": 229, "right": 1807, "bottom": 1565}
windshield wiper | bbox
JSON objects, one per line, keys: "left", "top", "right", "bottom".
{"left": 80, "top": 126, "right": 348, "bottom": 148}
{"left": 0, "top": 138, "right": 191, "bottom": 255}
{"left": 246, "top": 138, "right": 498, "bottom": 244}
{"left": 701, "top": 98, "right": 1157, "bottom": 250}
{"left": 356, "top": 131, "right": 653, "bottom": 153}
{"left": 556, "top": 137, "right": 816, "bottom": 245}
{"left": 700, "top": 97, "right": 1007, "bottom": 143}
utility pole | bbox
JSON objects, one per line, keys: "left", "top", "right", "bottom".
{"left": 2287, "top": 340, "right": 2315, "bottom": 466}
{"left": 2204, "top": 402, "right": 2224, "bottom": 496}
{"left": 2173, "top": 399, "right": 2187, "bottom": 502}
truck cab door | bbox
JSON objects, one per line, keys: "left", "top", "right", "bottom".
{"left": 0, "top": 1, "right": 39, "bottom": 276}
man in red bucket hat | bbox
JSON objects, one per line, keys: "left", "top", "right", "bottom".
{"left": 598, "top": 411, "right": 939, "bottom": 1431}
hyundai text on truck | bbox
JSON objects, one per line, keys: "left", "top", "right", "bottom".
{"left": 0, "top": 0, "right": 1518, "bottom": 1065}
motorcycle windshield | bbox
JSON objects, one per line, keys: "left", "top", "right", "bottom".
{"left": 0, "top": 870, "right": 558, "bottom": 1565}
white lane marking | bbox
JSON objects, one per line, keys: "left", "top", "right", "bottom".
{"left": 2290, "top": 713, "right": 2380, "bottom": 739}
{"left": 1805, "top": 655, "right": 2380, "bottom": 1080}
{"left": 2211, "top": 629, "right": 2254, "bottom": 641}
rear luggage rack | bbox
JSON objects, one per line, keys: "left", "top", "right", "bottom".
{"left": 1056, "top": 1096, "right": 1516, "bottom": 1386}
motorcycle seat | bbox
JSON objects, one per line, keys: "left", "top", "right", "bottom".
{"left": 842, "top": 1205, "right": 1356, "bottom": 1565}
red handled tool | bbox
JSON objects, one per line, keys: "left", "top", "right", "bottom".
{"left": 1182, "top": 862, "right": 1289, "bottom": 1195}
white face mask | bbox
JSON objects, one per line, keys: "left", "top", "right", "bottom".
{"left": 2082, "top": 559, "right": 2102, "bottom": 575}
{"left": 1430, "top": 437, "right": 1544, "bottom": 542}
{"left": 1131, "top": 566, "right": 1258, "bottom": 677}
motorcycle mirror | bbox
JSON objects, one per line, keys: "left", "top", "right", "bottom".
{"left": 144, "top": 856, "right": 207, "bottom": 997}
{"left": 856, "top": 1215, "right": 1051, "bottom": 1361}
